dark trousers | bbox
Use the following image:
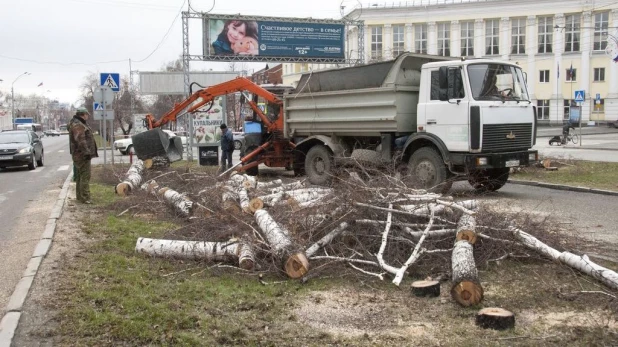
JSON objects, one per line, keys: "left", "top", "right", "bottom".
{"left": 221, "top": 150, "right": 233, "bottom": 170}
{"left": 74, "top": 159, "right": 92, "bottom": 202}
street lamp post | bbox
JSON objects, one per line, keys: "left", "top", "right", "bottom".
{"left": 11, "top": 72, "right": 31, "bottom": 129}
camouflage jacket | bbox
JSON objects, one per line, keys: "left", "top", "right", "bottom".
{"left": 68, "top": 116, "right": 98, "bottom": 161}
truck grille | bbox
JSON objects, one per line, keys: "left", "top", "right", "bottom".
{"left": 482, "top": 123, "right": 532, "bottom": 152}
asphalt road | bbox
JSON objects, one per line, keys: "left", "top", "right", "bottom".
{"left": 0, "top": 135, "right": 72, "bottom": 315}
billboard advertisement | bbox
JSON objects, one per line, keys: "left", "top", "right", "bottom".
{"left": 192, "top": 97, "right": 226, "bottom": 145}
{"left": 204, "top": 15, "right": 345, "bottom": 60}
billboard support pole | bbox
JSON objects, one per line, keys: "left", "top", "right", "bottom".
{"left": 182, "top": 11, "right": 193, "bottom": 162}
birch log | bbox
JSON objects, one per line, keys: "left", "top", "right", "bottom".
{"left": 237, "top": 188, "right": 250, "bottom": 213}
{"left": 455, "top": 214, "right": 477, "bottom": 244}
{"left": 305, "top": 222, "right": 349, "bottom": 257}
{"left": 254, "top": 209, "right": 309, "bottom": 278}
{"left": 157, "top": 188, "right": 194, "bottom": 216}
{"left": 115, "top": 159, "right": 145, "bottom": 196}
{"left": 451, "top": 240, "right": 484, "bottom": 306}
{"left": 135, "top": 238, "right": 255, "bottom": 270}
{"left": 511, "top": 227, "right": 618, "bottom": 289}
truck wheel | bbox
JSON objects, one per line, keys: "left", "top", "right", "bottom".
{"left": 305, "top": 145, "right": 333, "bottom": 186}
{"left": 292, "top": 150, "right": 306, "bottom": 176}
{"left": 468, "top": 168, "right": 510, "bottom": 192}
{"left": 408, "top": 147, "right": 450, "bottom": 193}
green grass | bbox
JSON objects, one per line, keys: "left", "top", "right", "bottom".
{"left": 512, "top": 160, "right": 618, "bottom": 191}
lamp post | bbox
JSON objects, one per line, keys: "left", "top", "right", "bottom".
{"left": 11, "top": 72, "right": 31, "bottom": 129}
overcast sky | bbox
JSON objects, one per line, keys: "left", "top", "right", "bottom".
{"left": 0, "top": 0, "right": 356, "bottom": 106}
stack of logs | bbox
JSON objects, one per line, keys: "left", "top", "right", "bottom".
{"left": 114, "top": 161, "right": 618, "bottom": 330}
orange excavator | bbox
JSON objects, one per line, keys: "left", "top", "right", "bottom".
{"left": 131, "top": 77, "right": 296, "bottom": 175}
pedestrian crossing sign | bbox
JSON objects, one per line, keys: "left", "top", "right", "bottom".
{"left": 574, "top": 90, "right": 585, "bottom": 102}
{"left": 94, "top": 102, "right": 104, "bottom": 111}
{"left": 100, "top": 73, "right": 120, "bottom": 92}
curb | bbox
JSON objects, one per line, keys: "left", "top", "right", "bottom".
{"left": 0, "top": 172, "right": 73, "bottom": 347}
{"left": 508, "top": 179, "right": 618, "bottom": 196}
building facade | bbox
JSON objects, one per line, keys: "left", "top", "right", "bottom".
{"left": 282, "top": 0, "right": 618, "bottom": 124}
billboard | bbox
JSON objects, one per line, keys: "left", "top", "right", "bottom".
{"left": 203, "top": 15, "right": 345, "bottom": 62}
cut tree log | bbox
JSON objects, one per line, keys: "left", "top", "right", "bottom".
{"left": 237, "top": 188, "right": 250, "bottom": 213}
{"left": 115, "top": 159, "right": 144, "bottom": 196}
{"left": 254, "top": 209, "right": 309, "bottom": 278}
{"left": 451, "top": 240, "right": 484, "bottom": 306}
{"left": 475, "top": 308, "right": 515, "bottom": 330}
{"left": 158, "top": 187, "right": 194, "bottom": 216}
{"left": 455, "top": 214, "right": 477, "bottom": 244}
{"left": 411, "top": 280, "right": 441, "bottom": 297}
{"left": 135, "top": 237, "right": 255, "bottom": 270}
{"left": 248, "top": 198, "right": 265, "bottom": 213}
{"left": 305, "top": 222, "right": 349, "bottom": 257}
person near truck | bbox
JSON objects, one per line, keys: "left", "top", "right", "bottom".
{"left": 220, "top": 123, "right": 234, "bottom": 171}
{"left": 68, "top": 107, "right": 98, "bottom": 204}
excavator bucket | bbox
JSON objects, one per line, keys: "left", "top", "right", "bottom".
{"left": 131, "top": 128, "right": 183, "bottom": 162}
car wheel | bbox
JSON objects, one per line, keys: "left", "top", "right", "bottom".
{"left": 128, "top": 146, "right": 135, "bottom": 155}
{"left": 28, "top": 153, "right": 37, "bottom": 170}
{"left": 119, "top": 150, "right": 127, "bottom": 155}
{"left": 234, "top": 140, "right": 242, "bottom": 150}
{"left": 37, "top": 150, "right": 44, "bottom": 166}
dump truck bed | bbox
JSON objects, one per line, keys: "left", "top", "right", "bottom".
{"left": 284, "top": 53, "right": 454, "bottom": 138}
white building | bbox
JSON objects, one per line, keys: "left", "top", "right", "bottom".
{"left": 282, "top": 0, "right": 618, "bottom": 124}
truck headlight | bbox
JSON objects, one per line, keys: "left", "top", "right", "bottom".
{"left": 476, "top": 157, "right": 488, "bottom": 166}
{"left": 18, "top": 147, "right": 32, "bottom": 154}
{"left": 529, "top": 153, "right": 537, "bottom": 161}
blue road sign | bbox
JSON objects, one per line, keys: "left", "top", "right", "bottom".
{"left": 596, "top": 93, "right": 601, "bottom": 101}
{"left": 94, "top": 102, "right": 104, "bottom": 111}
{"left": 100, "top": 73, "right": 120, "bottom": 92}
{"left": 574, "top": 90, "right": 585, "bottom": 103}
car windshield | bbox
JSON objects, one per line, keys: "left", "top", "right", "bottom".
{"left": 0, "top": 133, "right": 29, "bottom": 144}
{"left": 467, "top": 63, "right": 529, "bottom": 101}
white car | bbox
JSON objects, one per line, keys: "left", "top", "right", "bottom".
{"left": 114, "top": 130, "right": 185, "bottom": 155}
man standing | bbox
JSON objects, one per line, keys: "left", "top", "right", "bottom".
{"left": 220, "top": 123, "right": 234, "bottom": 171}
{"left": 69, "top": 107, "right": 98, "bottom": 204}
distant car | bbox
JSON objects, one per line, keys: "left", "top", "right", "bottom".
{"left": 44, "top": 130, "right": 61, "bottom": 137}
{"left": 113, "top": 129, "right": 180, "bottom": 155}
{"left": 0, "top": 130, "right": 44, "bottom": 171}
{"left": 232, "top": 132, "right": 245, "bottom": 150}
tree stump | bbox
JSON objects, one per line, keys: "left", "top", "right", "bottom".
{"left": 451, "top": 240, "right": 483, "bottom": 306}
{"left": 475, "top": 307, "right": 515, "bottom": 330}
{"left": 411, "top": 280, "right": 440, "bottom": 297}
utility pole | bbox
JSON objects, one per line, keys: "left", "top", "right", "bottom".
{"left": 11, "top": 72, "right": 30, "bottom": 129}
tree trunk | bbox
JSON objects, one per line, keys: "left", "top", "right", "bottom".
{"left": 135, "top": 237, "right": 255, "bottom": 270}
{"left": 411, "top": 280, "right": 441, "bottom": 297}
{"left": 305, "top": 222, "right": 349, "bottom": 257}
{"left": 254, "top": 209, "right": 309, "bottom": 278}
{"left": 455, "top": 214, "right": 477, "bottom": 244}
{"left": 158, "top": 187, "right": 194, "bottom": 216}
{"left": 476, "top": 308, "right": 515, "bottom": 330}
{"left": 115, "top": 159, "right": 145, "bottom": 196}
{"left": 451, "top": 240, "right": 484, "bottom": 306}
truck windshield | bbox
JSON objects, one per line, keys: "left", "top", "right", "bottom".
{"left": 467, "top": 64, "right": 529, "bottom": 101}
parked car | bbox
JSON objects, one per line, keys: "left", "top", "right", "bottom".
{"left": 114, "top": 129, "right": 180, "bottom": 155}
{"left": 232, "top": 132, "right": 245, "bottom": 150}
{"left": 0, "top": 130, "right": 44, "bottom": 170}
{"left": 44, "top": 130, "right": 61, "bottom": 137}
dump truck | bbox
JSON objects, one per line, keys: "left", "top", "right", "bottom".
{"left": 134, "top": 53, "right": 538, "bottom": 192}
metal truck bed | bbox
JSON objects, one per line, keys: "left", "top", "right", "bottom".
{"left": 284, "top": 53, "right": 454, "bottom": 137}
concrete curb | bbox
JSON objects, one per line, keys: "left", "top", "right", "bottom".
{"left": 0, "top": 172, "right": 73, "bottom": 347}
{"left": 508, "top": 179, "right": 618, "bottom": 196}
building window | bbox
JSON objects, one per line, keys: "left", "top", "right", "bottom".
{"left": 593, "top": 99, "right": 605, "bottom": 113}
{"left": 564, "top": 14, "right": 580, "bottom": 52}
{"left": 461, "top": 21, "right": 474, "bottom": 56}
{"left": 564, "top": 99, "right": 576, "bottom": 120}
{"left": 594, "top": 12, "right": 609, "bottom": 51}
{"left": 371, "top": 26, "right": 383, "bottom": 60}
{"left": 537, "top": 100, "right": 550, "bottom": 120}
{"left": 566, "top": 68, "right": 577, "bottom": 82}
{"left": 415, "top": 24, "right": 427, "bottom": 54}
{"left": 539, "top": 70, "right": 550, "bottom": 83}
{"left": 538, "top": 17, "right": 553, "bottom": 54}
{"left": 511, "top": 18, "right": 526, "bottom": 54}
{"left": 437, "top": 22, "right": 450, "bottom": 56}
{"left": 392, "top": 25, "right": 405, "bottom": 56}
{"left": 594, "top": 67, "right": 605, "bottom": 82}
{"left": 485, "top": 19, "right": 500, "bottom": 55}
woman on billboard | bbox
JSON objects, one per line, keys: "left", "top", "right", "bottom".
{"left": 212, "top": 20, "right": 259, "bottom": 56}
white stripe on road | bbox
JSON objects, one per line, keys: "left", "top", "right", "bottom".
{"left": 58, "top": 150, "right": 65, "bottom": 153}
{"left": 57, "top": 165, "right": 70, "bottom": 171}
{"left": 29, "top": 167, "right": 45, "bottom": 173}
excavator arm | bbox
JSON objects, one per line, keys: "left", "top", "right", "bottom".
{"left": 143, "top": 77, "right": 283, "bottom": 131}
